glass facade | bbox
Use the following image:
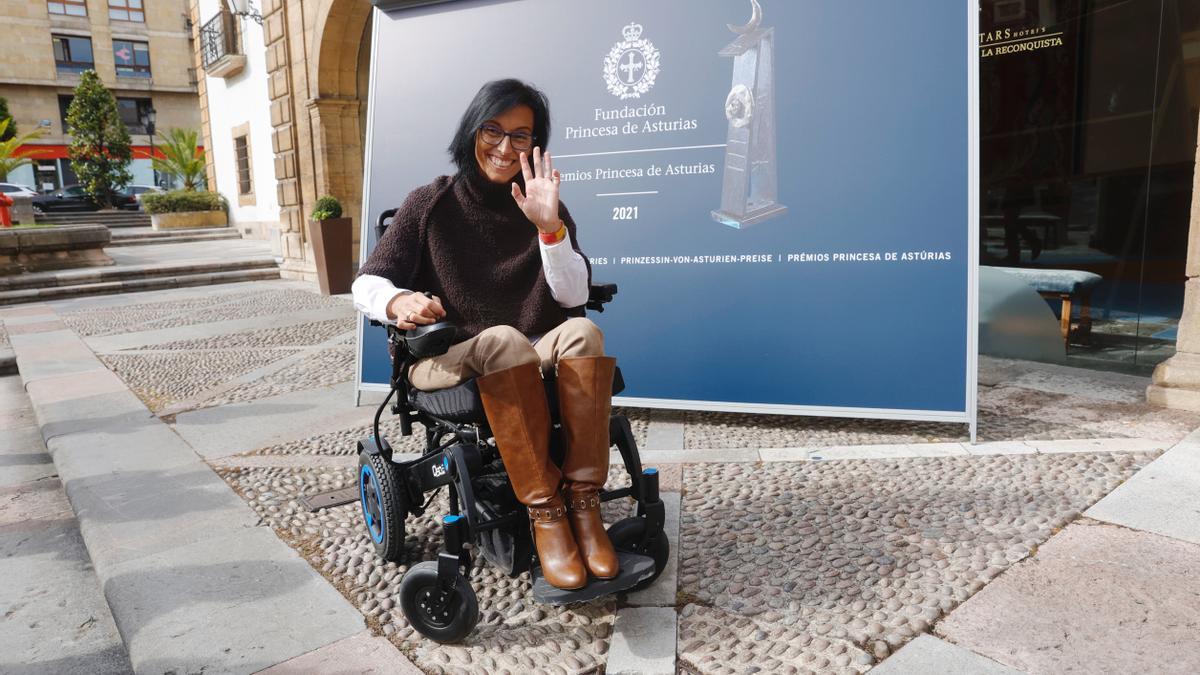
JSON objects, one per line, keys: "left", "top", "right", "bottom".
{"left": 981, "top": 0, "right": 1200, "bottom": 372}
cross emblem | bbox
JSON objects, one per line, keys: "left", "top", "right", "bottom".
{"left": 620, "top": 51, "right": 645, "bottom": 84}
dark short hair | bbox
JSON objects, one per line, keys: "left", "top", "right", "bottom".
{"left": 448, "top": 79, "right": 551, "bottom": 180}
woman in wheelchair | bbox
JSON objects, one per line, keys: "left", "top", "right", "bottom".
{"left": 352, "top": 79, "right": 617, "bottom": 591}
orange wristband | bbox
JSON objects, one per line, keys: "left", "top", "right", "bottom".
{"left": 539, "top": 221, "right": 566, "bottom": 244}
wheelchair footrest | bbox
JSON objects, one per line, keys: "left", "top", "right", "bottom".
{"left": 530, "top": 551, "right": 656, "bottom": 606}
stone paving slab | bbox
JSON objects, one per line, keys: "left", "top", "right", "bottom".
{"left": 625, "top": 491, "right": 681, "bottom": 608}
{"left": 606, "top": 607, "right": 677, "bottom": 675}
{"left": 0, "top": 373, "right": 132, "bottom": 675}
{"left": 1085, "top": 434, "right": 1200, "bottom": 546}
{"left": 255, "top": 630, "right": 422, "bottom": 674}
{"left": 871, "top": 635, "right": 1024, "bottom": 674}
{"left": 102, "top": 526, "right": 364, "bottom": 674}
{"left": 8, "top": 329, "right": 109, "bottom": 382}
{"left": 174, "top": 381, "right": 378, "bottom": 459}
{"left": 935, "top": 521, "right": 1200, "bottom": 674}
{"left": 0, "top": 425, "right": 57, "bottom": 485}
{"left": 0, "top": 375, "right": 56, "bottom": 486}
{"left": 0, "top": 501, "right": 133, "bottom": 675}
{"left": 645, "top": 417, "right": 685, "bottom": 451}
{"left": 66, "top": 462, "right": 262, "bottom": 575}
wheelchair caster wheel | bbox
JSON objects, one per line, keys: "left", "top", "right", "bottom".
{"left": 358, "top": 450, "right": 407, "bottom": 562}
{"left": 607, "top": 516, "right": 670, "bottom": 593}
{"left": 398, "top": 561, "right": 480, "bottom": 643}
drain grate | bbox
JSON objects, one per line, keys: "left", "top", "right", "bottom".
{"left": 300, "top": 486, "right": 359, "bottom": 512}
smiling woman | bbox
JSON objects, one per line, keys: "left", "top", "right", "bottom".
{"left": 353, "top": 79, "right": 625, "bottom": 592}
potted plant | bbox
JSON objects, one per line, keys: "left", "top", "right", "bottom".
{"left": 309, "top": 195, "right": 352, "bottom": 295}
{"left": 142, "top": 189, "right": 228, "bottom": 230}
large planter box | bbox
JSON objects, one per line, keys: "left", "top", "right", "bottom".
{"left": 9, "top": 195, "right": 35, "bottom": 225}
{"left": 0, "top": 224, "right": 112, "bottom": 275}
{"left": 309, "top": 217, "right": 353, "bottom": 295}
{"left": 150, "top": 210, "right": 228, "bottom": 230}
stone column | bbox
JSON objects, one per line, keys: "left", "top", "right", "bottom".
{"left": 187, "top": 0, "right": 218, "bottom": 192}
{"left": 306, "top": 96, "right": 364, "bottom": 264}
{"left": 262, "top": 0, "right": 314, "bottom": 282}
{"left": 1147, "top": 114, "right": 1200, "bottom": 409}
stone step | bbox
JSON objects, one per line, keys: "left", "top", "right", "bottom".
{"left": 0, "top": 258, "right": 277, "bottom": 291}
{"left": 36, "top": 212, "right": 152, "bottom": 228}
{"left": 108, "top": 228, "right": 239, "bottom": 246}
{"left": 0, "top": 266, "right": 281, "bottom": 305}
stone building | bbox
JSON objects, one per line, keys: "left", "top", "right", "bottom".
{"left": 0, "top": 0, "right": 201, "bottom": 190}
{"left": 189, "top": 0, "right": 372, "bottom": 281}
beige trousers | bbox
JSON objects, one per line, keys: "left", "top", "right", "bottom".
{"left": 409, "top": 317, "right": 605, "bottom": 391}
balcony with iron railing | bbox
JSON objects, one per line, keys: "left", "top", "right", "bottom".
{"left": 199, "top": 10, "right": 245, "bottom": 78}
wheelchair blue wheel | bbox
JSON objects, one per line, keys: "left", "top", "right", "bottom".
{"left": 607, "top": 517, "right": 670, "bottom": 593}
{"left": 358, "top": 450, "right": 407, "bottom": 562}
{"left": 399, "top": 561, "right": 480, "bottom": 643}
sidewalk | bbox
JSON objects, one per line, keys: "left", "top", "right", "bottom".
{"left": 0, "top": 373, "right": 131, "bottom": 673}
{"left": 3, "top": 278, "right": 1199, "bottom": 674}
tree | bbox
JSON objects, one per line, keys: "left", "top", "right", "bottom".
{"left": 66, "top": 70, "right": 132, "bottom": 208}
{"left": 0, "top": 118, "right": 44, "bottom": 182}
{"left": 0, "top": 97, "right": 15, "bottom": 142}
{"left": 151, "top": 128, "right": 206, "bottom": 191}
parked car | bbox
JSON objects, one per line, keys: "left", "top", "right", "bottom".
{"left": 32, "top": 184, "right": 137, "bottom": 212}
{"left": 121, "top": 184, "right": 166, "bottom": 211}
{"left": 0, "top": 182, "right": 39, "bottom": 198}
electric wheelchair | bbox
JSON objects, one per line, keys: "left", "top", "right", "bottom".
{"left": 356, "top": 209, "right": 669, "bottom": 643}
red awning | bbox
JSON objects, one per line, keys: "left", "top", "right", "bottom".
{"left": 15, "top": 144, "right": 203, "bottom": 160}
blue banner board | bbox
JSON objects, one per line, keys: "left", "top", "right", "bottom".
{"left": 357, "top": 0, "right": 978, "bottom": 428}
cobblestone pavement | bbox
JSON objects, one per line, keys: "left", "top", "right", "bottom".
{"left": 213, "top": 449, "right": 1153, "bottom": 674}
{"left": 53, "top": 285, "right": 1200, "bottom": 673}
{"left": 60, "top": 288, "right": 348, "bottom": 337}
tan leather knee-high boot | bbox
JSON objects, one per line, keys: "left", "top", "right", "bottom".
{"left": 557, "top": 356, "right": 620, "bottom": 579}
{"left": 477, "top": 362, "right": 587, "bottom": 590}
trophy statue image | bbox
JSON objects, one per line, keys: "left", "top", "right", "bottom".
{"left": 712, "top": 0, "right": 787, "bottom": 229}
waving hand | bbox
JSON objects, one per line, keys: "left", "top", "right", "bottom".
{"left": 511, "top": 147, "right": 562, "bottom": 233}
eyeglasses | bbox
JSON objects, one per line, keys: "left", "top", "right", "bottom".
{"left": 479, "top": 123, "right": 535, "bottom": 152}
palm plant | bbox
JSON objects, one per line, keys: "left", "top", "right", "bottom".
{"left": 0, "top": 118, "right": 45, "bottom": 181}
{"left": 151, "top": 127, "right": 206, "bottom": 190}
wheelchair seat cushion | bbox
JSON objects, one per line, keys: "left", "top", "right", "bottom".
{"left": 408, "top": 378, "right": 488, "bottom": 423}
{"left": 407, "top": 367, "right": 624, "bottom": 423}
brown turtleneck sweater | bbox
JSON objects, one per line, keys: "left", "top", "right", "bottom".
{"left": 357, "top": 173, "right": 591, "bottom": 343}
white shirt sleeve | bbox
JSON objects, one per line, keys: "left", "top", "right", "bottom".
{"left": 352, "top": 274, "right": 408, "bottom": 325}
{"left": 540, "top": 237, "right": 590, "bottom": 308}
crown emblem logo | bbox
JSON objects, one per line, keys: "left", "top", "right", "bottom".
{"left": 603, "top": 22, "right": 660, "bottom": 100}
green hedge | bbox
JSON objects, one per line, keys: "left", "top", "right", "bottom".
{"left": 142, "top": 190, "right": 225, "bottom": 214}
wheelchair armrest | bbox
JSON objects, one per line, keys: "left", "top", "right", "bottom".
{"left": 387, "top": 321, "right": 458, "bottom": 360}
{"left": 585, "top": 282, "right": 618, "bottom": 313}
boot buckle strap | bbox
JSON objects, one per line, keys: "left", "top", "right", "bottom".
{"left": 567, "top": 494, "right": 601, "bottom": 511}
{"left": 528, "top": 505, "right": 566, "bottom": 522}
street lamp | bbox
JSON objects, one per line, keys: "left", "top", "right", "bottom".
{"left": 227, "top": 0, "right": 263, "bottom": 24}
{"left": 139, "top": 106, "right": 157, "bottom": 187}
